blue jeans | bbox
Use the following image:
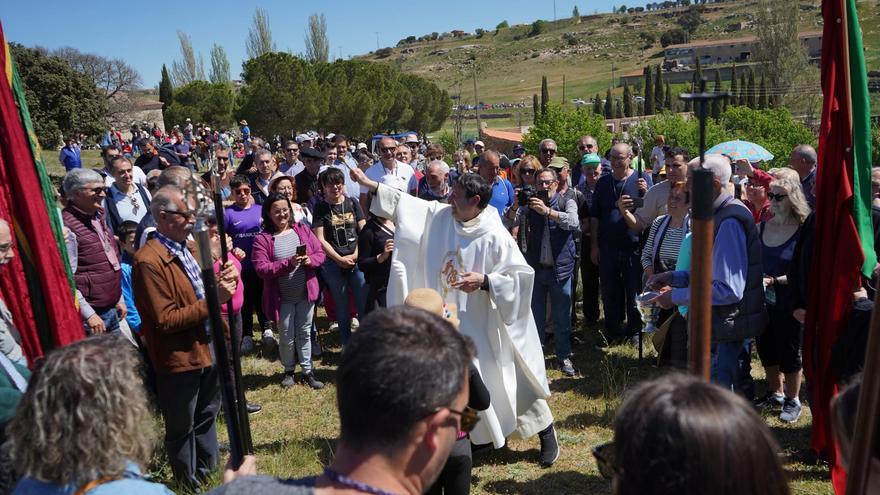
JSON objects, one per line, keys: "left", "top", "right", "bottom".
{"left": 320, "top": 261, "right": 368, "bottom": 346}
{"left": 83, "top": 305, "right": 121, "bottom": 336}
{"left": 531, "top": 268, "right": 572, "bottom": 361}
{"left": 711, "top": 339, "right": 751, "bottom": 392}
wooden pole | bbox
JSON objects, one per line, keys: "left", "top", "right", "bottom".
{"left": 845, "top": 287, "right": 880, "bottom": 494}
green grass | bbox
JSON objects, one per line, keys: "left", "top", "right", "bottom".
{"left": 147, "top": 308, "right": 833, "bottom": 495}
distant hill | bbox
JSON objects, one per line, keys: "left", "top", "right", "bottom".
{"left": 356, "top": 1, "right": 880, "bottom": 112}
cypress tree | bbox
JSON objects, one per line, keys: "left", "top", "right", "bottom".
{"left": 664, "top": 82, "right": 673, "bottom": 112}
{"left": 644, "top": 66, "right": 655, "bottom": 115}
{"left": 654, "top": 65, "right": 664, "bottom": 112}
{"left": 683, "top": 82, "right": 693, "bottom": 112}
{"left": 604, "top": 88, "right": 613, "bottom": 119}
{"left": 615, "top": 99, "right": 623, "bottom": 119}
{"left": 593, "top": 93, "right": 603, "bottom": 114}
{"left": 623, "top": 82, "right": 633, "bottom": 117}
{"left": 694, "top": 58, "right": 703, "bottom": 87}
{"left": 541, "top": 76, "right": 549, "bottom": 116}
{"left": 637, "top": 101, "right": 645, "bottom": 116}
{"left": 532, "top": 93, "right": 539, "bottom": 123}
{"left": 729, "top": 66, "right": 738, "bottom": 106}
{"left": 739, "top": 73, "right": 747, "bottom": 107}
{"left": 746, "top": 69, "right": 756, "bottom": 108}
{"left": 758, "top": 76, "right": 768, "bottom": 109}
{"left": 711, "top": 69, "right": 722, "bottom": 119}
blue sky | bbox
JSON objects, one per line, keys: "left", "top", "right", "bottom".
{"left": 1, "top": 0, "right": 631, "bottom": 87}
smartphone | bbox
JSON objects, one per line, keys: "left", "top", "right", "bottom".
{"left": 296, "top": 245, "right": 307, "bottom": 256}
{"left": 631, "top": 197, "right": 645, "bottom": 209}
{"left": 537, "top": 190, "right": 550, "bottom": 206}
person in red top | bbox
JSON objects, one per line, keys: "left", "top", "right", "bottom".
{"left": 735, "top": 158, "right": 775, "bottom": 223}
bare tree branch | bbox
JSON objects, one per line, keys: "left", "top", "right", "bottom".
{"left": 246, "top": 7, "right": 276, "bottom": 59}
{"left": 171, "top": 30, "right": 205, "bottom": 86}
{"left": 304, "top": 13, "right": 329, "bottom": 63}
{"left": 209, "top": 44, "right": 231, "bottom": 84}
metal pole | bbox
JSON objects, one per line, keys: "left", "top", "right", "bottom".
{"left": 473, "top": 65, "right": 481, "bottom": 138}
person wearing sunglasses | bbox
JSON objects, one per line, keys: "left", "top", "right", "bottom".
{"left": 576, "top": 153, "right": 603, "bottom": 327}
{"left": 104, "top": 156, "right": 153, "bottom": 236}
{"left": 593, "top": 373, "right": 789, "bottom": 495}
{"left": 62, "top": 168, "right": 126, "bottom": 337}
{"left": 213, "top": 306, "right": 481, "bottom": 495}
{"left": 754, "top": 169, "right": 810, "bottom": 423}
{"left": 537, "top": 138, "right": 557, "bottom": 168}
{"left": 359, "top": 136, "right": 418, "bottom": 215}
{"left": 279, "top": 140, "right": 303, "bottom": 177}
{"left": 573, "top": 135, "right": 598, "bottom": 186}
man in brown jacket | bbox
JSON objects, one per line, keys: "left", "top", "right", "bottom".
{"left": 133, "top": 185, "right": 239, "bottom": 488}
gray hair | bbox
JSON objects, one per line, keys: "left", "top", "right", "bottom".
{"left": 537, "top": 168, "right": 559, "bottom": 182}
{"left": 479, "top": 149, "right": 500, "bottom": 165}
{"left": 426, "top": 160, "right": 450, "bottom": 174}
{"left": 792, "top": 144, "right": 817, "bottom": 166}
{"left": 150, "top": 185, "right": 183, "bottom": 218}
{"left": 253, "top": 148, "right": 273, "bottom": 161}
{"left": 157, "top": 166, "right": 193, "bottom": 189}
{"left": 62, "top": 168, "right": 104, "bottom": 195}
{"left": 7, "top": 335, "right": 156, "bottom": 487}
{"left": 692, "top": 154, "right": 732, "bottom": 185}
{"left": 539, "top": 138, "right": 557, "bottom": 149}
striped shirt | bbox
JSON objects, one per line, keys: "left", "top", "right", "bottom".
{"left": 641, "top": 214, "right": 687, "bottom": 272}
{"left": 274, "top": 230, "right": 307, "bottom": 302}
{"left": 154, "top": 232, "right": 204, "bottom": 300}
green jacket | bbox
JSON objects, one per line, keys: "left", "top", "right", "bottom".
{"left": 0, "top": 360, "right": 29, "bottom": 425}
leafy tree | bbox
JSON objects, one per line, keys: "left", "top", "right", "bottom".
{"left": 644, "top": 66, "right": 654, "bottom": 115}
{"left": 533, "top": 94, "right": 539, "bottom": 124}
{"left": 572, "top": 6, "right": 580, "bottom": 17}
{"left": 623, "top": 82, "right": 633, "bottom": 117}
{"left": 247, "top": 7, "right": 276, "bottom": 60}
{"left": 375, "top": 47, "right": 393, "bottom": 58}
{"left": 304, "top": 13, "right": 329, "bottom": 63}
{"left": 11, "top": 43, "right": 106, "bottom": 148}
{"left": 639, "top": 32, "right": 657, "bottom": 45}
{"left": 209, "top": 44, "right": 231, "bottom": 84}
{"left": 677, "top": 9, "right": 703, "bottom": 33}
{"left": 630, "top": 112, "right": 730, "bottom": 160}
{"left": 541, "top": 76, "right": 549, "bottom": 116}
{"left": 164, "top": 81, "right": 235, "bottom": 128}
{"left": 496, "top": 20, "right": 509, "bottom": 30}
{"left": 524, "top": 103, "right": 613, "bottom": 163}
{"left": 530, "top": 20, "right": 547, "bottom": 37}
{"left": 654, "top": 65, "right": 664, "bottom": 112}
{"left": 710, "top": 69, "right": 722, "bottom": 119}
{"left": 753, "top": 0, "right": 808, "bottom": 103}
{"left": 475, "top": 28, "right": 486, "bottom": 38}
{"left": 604, "top": 88, "right": 613, "bottom": 119}
{"left": 683, "top": 82, "right": 692, "bottom": 112}
{"left": 719, "top": 106, "right": 815, "bottom": 167}
{"left": 660, "top": 28, "right": 687, "bottom": 47}
{"left": 171, "top": 31, "right": 205, "bottom": 86}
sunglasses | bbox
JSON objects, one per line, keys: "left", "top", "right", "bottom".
{"left": 767, "top": 193, "right": 788, "bottom": 201}
{"left": 520, "top": 168, "right": 536, "bottom": 175}
{"left": 88, "top": 186, "right": 110, "bottom": 195}
{"left": 592, "top": 442, "right": 619, "bottom": 479}
{"left": 540, "top": 148, "right": 557, "bottom": 154}
{"left": 444, "top": 406, "right": 480, "bottom": 433}
{"left": 162, "top": 209, "right": 196, "bottom": 220}
{"left": 537, "top": 179, "right": 556, "bottom": 185}
{"left": 234, "top": 188, "right": 252, "bottom": 195}
{"left": 286, "top": 148, "right": 299, "bottom": 152}
{"left": 381, "top": 147, "right": 397, "bottom": 152}
{"left": 578, "top": 144, "right": 595, "bottom": 151}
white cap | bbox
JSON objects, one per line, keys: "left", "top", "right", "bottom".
{"left": 474, "top": 140, "right": 485, "bottom": 147}
{"left": 326, "top": 133, "right": 336, "bottom": 140}
{"left": 296, "top": 134, "right": 311, "bottom": 144}
{"left": 357, "top": 143, "right": 367, "bottom": 150}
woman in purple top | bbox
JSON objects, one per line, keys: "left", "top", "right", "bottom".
{"left": 252, "top": 193, "right": 326, "bottom": 389}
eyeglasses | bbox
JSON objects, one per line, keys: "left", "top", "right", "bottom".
{"left": 444, "top": 406, "right": 480, "bottom": 433}
{"left": 578, "top": 144, "right": 595, "bottom": 151}
{"left": 540, "top": 148, "right": 557, "bottom": 154}
{"left": 234, "top": 188, "right": 252, "bottom": 195}
{"left": 381, "top": 147, "right": 397, "bottom": 152}
{"left": 592, "top": 442, "right": 619, "bottom": 480}
{"left": 286, "top": 148, "right": 299, "bottom": 152}
{"left": 768, "top": 193, "right": 788, "bottom": 201}
{"left": 537, "top": 179, "right": 557, "bottom": 185}
{"left": 162, "top": 209, "right": 196, "bottom": 220}
{"left": 520, "top": 168, "right": 536, "bottom": 175}
{"left": 88, "top": 186, "right": 110, "bottom": 195}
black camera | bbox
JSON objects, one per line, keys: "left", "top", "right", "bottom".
{"left": 518, "top": 185, "right": 536, "bottom": 205}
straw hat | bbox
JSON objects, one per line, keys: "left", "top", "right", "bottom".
{"left": 404, "top": 288, "right": 460, "bottom": 329}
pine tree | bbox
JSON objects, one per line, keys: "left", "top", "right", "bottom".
{"left": 593, "top": 93, "right": 603, "bottom": 114}
{"left": 532, "top": 93, "right": 539, "bottom": 123}
{"left": 664, "top": 82, "right": 673, "bottom": 112}
{"left": 604, "top": 88, "right": 613, "bottom": 119}
{"left": 758, "top": 76, "right": 768, "bottom": 109}
{"left": 541, "top": 76, "right": 549, "bottom": 116}
{"left": 729, "top": 66, "right": 739, "bottom": 106}
{"left": 573, "top": 5, "right": 580, "bottom": 17}
{"left": 654, "top": 65, "right": 664, "bottom": 112}
{"left": 623, "top": 82, "right": 633, "bottom": 117}
{"left": 710, "top": 69, "right": 722, "bottom": 119}
{"left": 644, "top": 66, "right": 655, "bottom": 115}
{"left": 747, "top": 69, "right": 756, "bottom": 108}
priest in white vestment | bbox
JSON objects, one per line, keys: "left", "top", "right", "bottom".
{"left": 350, "top": 166, "right": 560, "bottom": 466}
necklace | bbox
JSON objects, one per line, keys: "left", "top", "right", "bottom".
{"left": 323, "top": 468, "right": 401, "bottom": 495}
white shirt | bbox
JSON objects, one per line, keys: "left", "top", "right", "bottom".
{"left": 362, "top": 160, "right": 418, "bottom": 195}
{"left": 104, "top": 165, "right": 148, "bottom": 187}
{"left": 107, "top": 183, "right": 151, "bottom": 224}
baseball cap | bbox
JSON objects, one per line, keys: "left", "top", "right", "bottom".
{"left": 474, "top": 140, "right": 485, "bottom": 148}
{"left": 548, "top": 156, "right": 570, "bottom": 170}
{"left": 299, "top": 147, "right": 325, "bottom": 160}
{"left": 357, "top": 142, "right": 367, "bottom": 150}
{"left": 580, "top": 153, "right": 602, "bottom": 166}
{"left": 296, "top": 134, "right": 312, "bottom": 144}
{"left": 405, "top": 134, "right": 419, "bottom": 144}
{"left": 513, "top": 143, "right": 525, "bottom": 151}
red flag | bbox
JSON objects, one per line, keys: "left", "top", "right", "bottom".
{"left": 0, "top": 21, "right": 83, "bottom": 360}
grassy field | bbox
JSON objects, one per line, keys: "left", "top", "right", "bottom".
{"left": 147, "top": 307, "right": 833, "bottom": 495}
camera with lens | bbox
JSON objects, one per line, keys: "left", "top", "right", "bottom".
{"left": 518, "top": 185, "right": 536, "bottom": 205}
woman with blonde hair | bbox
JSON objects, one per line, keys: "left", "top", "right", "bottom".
{"left": 753, "top": 169, "right": 811, "bottom": 423}
{"left": 452, "top": 150, "right": 472, "bottom": 177}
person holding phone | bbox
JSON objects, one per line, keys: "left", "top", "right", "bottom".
{"left": 312, "top": 168, "right": 368, "bottom": 346}
{"left": 510, "top": 168, "right": 580, "bottom": 376}
{"left": 252, "top": 193, "right": 326, "bottom": 389}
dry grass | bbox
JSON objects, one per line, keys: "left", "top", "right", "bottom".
{"left": 146, "top": 308, "right": 833, "bottom": 495}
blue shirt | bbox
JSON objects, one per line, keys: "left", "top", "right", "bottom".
{"left": 120, "top": 261, "right": 141, "bottom": 333}
{"left": 802, "top": 168, "right": 816, "bottom": 208}
{"left": 59, "top": 146, "right": 82, "bottom": 171}
{"left": 488, "top": 177, "right": 515, "bottom": 218}
{"left": 14, "top": 463, "right": 173, "bottom": 495}
{"left": 669, "top": 195, "right": 747, "bottom": 307}
{"left": 590, "top": 170, "right": 654, "bottom": 249}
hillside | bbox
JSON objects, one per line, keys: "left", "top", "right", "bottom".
{"left": 357, "top": 0, "right": 880, "bottom": 126}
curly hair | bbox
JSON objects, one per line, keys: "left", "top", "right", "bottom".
{"left": 7, "top": 335, "right": 155, "bottom": 487}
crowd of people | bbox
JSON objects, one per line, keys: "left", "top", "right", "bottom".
{"left": 0, "top": 119, "right": 874, "bottom": 494}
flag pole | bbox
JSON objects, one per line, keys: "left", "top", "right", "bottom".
{"left": 846, "top": 285, "right": 880, "bottom": 494}
{"left": 679, "top": 80, "right": 728, "bottom": 380}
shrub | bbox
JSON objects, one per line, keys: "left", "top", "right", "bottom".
{"left": 523, "top": 103, "right": 613, "bottom": 164}
{"left": 530, "top": 20, "right": 547, "bottom": 37}
{"left": 475, "top": 28, "right": 486, "bottom": 38}
{"left": 496, "top": 20, "right": 509, "bottom": 30}
{"left": 375, "top": 47, "right": 393, "bottom": 58}
{"left": 660, "top": 28, "right": 687, "bottom": 47}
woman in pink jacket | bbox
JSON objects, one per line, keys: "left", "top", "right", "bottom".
{"left": 252, "top": 192, "right": 326, "bottom": 389}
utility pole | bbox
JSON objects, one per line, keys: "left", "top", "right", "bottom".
{"left": 553, "top": 0, "right": 557, "bottom": 21}
{"left": 375, "top": 32, "right": 380, "bottom": 51}
{"left": 472, "top": 64, "right": 481, "bottom": 138}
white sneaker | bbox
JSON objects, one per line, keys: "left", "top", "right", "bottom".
{"left": 329, "top": 322, "right": 339, "bottom": 332}
{"left": 351, "top": 317, "right": 360, "bottom": 331}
